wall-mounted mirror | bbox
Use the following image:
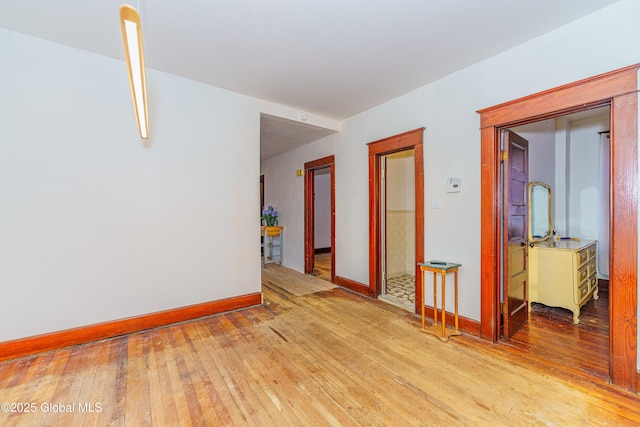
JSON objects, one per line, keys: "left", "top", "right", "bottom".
{"left": 528, "top": 182, "right": 552, "bottom": 242}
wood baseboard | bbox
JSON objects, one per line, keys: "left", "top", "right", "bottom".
{"left": 335, "top": 276, "right": 372, "bottom": 297}
{"left": 314, "top": 247, "right": 332, "bottom": 254}
{"left": 0, "top": 292, "right": 262, "bottom": 362}
{"left": 422, "top": 305, "right": 481, "bottom": 337}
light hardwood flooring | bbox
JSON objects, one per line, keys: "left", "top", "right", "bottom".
{"left": 0, "top": 269, "right": 639, "bottom": 426}
{"left": 313, "top": 252, "right": 332, "bottom": 282}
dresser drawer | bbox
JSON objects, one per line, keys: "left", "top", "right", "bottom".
{"left": 578, "top": 264, "right": 589, "bottom": 283}
{"left": 588, "top": 243, "right": 597, "bottom": 259}
{"left": 577, "top": 280, "right": 590, "bottom": 304}
{"left": 588, "top": 259, "right": 597, "bottom": 276}
{"left": 577, "top": 248, "right": 589, "bottom": 267}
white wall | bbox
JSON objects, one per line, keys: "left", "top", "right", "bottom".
{"left": 333, "top": 0, "right": 640, "bottom": 325}
{"left": 554, "top": 118, "right": 571, "bottom": 235}
{"left": 0, "top": 28, "right": 334, "bottom": 342}
{"left": 512, "top": 119, "right": 556, "bottom": 186}
{"left": 314, "top": 171, "right": 331, "bottom": 249}
{"left": 568, "top": 115, "right": 609, "bottom": 240}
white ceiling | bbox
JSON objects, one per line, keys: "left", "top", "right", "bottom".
{"left": 0, "top": 0, "right": 621, "bottom": 159}
{"left": 260, "top": 114, "right": 337, "bottom": 161}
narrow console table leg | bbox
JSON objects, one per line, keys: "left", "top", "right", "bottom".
{"left": 441, "top": 271, "right": 446, "bottom": 339}
{"left": 454, "top": 270, "right": 459, "bottom": 332}
{"left": 432, "top": 272, "right": 437, "bottom": 328}
{"left": 421, "top": 271, "right": 426, "bottom": 330}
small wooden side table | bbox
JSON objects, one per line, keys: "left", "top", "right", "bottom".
{"left": 418, "top": 261, "right": 462, "bottom": 342}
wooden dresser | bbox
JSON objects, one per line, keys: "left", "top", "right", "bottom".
{"left": 528, "top": 239, "right": 598, "bottom": 324}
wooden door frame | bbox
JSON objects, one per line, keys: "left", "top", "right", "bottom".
{"left": 368, "top": 128, "right": 424, "bottom": 312}
{"left": 304, "top": 155, "right": 336, "bottom": 283}
{"left": 478, "top": 64, "right": 639, "bottom": 392}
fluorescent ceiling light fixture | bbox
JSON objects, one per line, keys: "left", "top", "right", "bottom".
{"left": 120, "top": 5, "right": 148, "bottom": 139}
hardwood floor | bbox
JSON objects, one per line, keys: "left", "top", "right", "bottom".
{"left": 313, "top": 252, "right": 332, "bottom": 282}
{"left": 0, "top": 271, "right": 638, "bottom": 426}
{"left": 502, "top": 285, "right": 610, "bottom": 383}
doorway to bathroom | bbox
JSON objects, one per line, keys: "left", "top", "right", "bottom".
{"left": 378, "top": 149, "right": 417, "bottom": 311}
{"left": 368, "top": 128, "right": 424, "bottom": 314}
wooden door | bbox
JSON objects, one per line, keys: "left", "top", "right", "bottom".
{"left": 502, "top": 130, "right": 529, "bottom": 339}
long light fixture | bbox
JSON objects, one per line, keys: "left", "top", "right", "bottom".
{"left": 120, "top": 5, "right": 148, "bottom": 139}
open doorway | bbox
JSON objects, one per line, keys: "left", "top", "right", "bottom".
{"left": 478, "top": 64, "right": 638, "bottom": 392}
{"left": 368, "top": 128, "right": 424, "bottom": 313}
{"left": 304, "top": 155, "right": 335, "bottom": 283}
{"left": 312, "top": 167, "right": 332, "bottom": 281}
{"left": 499, "top": 107, "right": 612, "bottom": 380}
{"left": 378, "top": 149, "right": 416, "bottom": 312}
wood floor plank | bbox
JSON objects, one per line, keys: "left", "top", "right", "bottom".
{"left": 0, "top": 356, "right": 35, "bottom": 390}
{"left": 243, "top": 306, "right": 353, "bottom": 425}
{"left": 62, "top": 343, "right": 100, "bottom": 426}
{"left": 126, "top": 333, "right": 152, "bottom": 427}
{"left": 233, "top": 320, "right": 306, "bottom": 425}
{"left": 175, "top": 322, "right": 227, "bottom": 426}
{"left": 82, "top": 341, "right": 115, "bottom": 427}
{"left": 143, "top": 331, "right": 168, "bottom": 427}
{"left": 188, "top": 321, "right": 244, "bottom": 426}
{"left": 236, "top": 310, "right": 355, "bottom": 426}
{"left": 200, "top": 315, "right": 262, "bottom": 426}
{"left": 0, "top": 352, "right": 56, "bottom": 426}
{"left": 0, "top": 268, "right": 638, "bottom": 425}
{"left": 37, "top": 345, "right": 92, "bottom": 426}
{"left": 313, "top": 252, "right": 332, "bottom": 281}
{"left": 503, "top": 290, "right": 610, "bottom": 384}
{"left": 243, "top": 305, "right": 360, "bottom": 426}
{"left": 217, "top": 314, "right": 293, "bottom": 426}
{"left": 277, "top": 315, "right": 462, "bottom": 425}
{"left": 107, "top": 337, "right": 128, "bottom": 425}
{"left": 163, "top": 324, "right": 200, "bottom": 426}
{"left": 148, "top": 328, "right": 181, "bottom": 426}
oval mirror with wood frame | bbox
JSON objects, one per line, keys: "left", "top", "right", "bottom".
{"left": 528, "top": 182, "right": 552, "bottom": 243}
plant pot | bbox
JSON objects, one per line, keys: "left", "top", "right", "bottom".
{"left": 262, "top": 225, "right": 283, "bottom": 236}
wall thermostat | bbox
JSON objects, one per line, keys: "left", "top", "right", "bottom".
{"left": 446, "top": 177, "right": 461, "bottom": 193}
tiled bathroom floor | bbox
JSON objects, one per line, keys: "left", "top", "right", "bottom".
{"left": 379, "top": 274, "right": 415, "bottom": 311}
